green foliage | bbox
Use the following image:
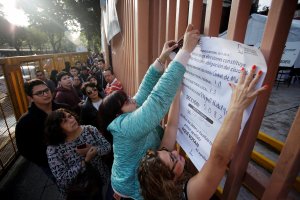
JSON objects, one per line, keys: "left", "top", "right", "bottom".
{"left": 61, "top": 0, "right": 101, "bottom": 52}
{"left": 15, "top": 0, "right": 101, "bottom": 53}
{"left": 0, "top": 15, "right": 26, "bottom": 51}
{"left": 9, "top": 26, "right": 27, "bottom": 51}
{"left": 17, "top": 0, "right": 72, "bottom": 52}
{"left": 25, "top": 27, "right": 50, "bottom": 51}
{"left": 0, "top": 15, "right": 10, "bottom": 46}
{"left": 61, "top": 36, "right": 76, "bottom": 52}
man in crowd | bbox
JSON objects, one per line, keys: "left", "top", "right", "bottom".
{"left": 54, "top": 71, "right": 82, "bottom": 114}
{"left": 80, "top": 66, "right": 90, "bottom": 82}
{"left": 103, "top": 68, "right": 123, "bottom": 95}
{"left": 35, "top": 70, "right": 56, "bottom": 93}
{"left": 15, "top": 79, "right": 69, "bottom": 179}
{"left": 70, "top": 66, "right": 80, "bottom": 78}
{"left": 95, "top": 59, "right": 107, "bottom": 91}
{"left": 74, "top": 60, "right": 82, "bottom": 69}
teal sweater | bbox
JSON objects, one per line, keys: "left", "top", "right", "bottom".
{"left": 108, "top": 61, "right": 186, "bottom": 200}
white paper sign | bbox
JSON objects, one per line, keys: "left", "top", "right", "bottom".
{"left": 254, "top": 41, "right": 300, "bottom": 67}
{"left": 280, "top": 42, "right": 300, "bottom": 67}
{"left": 176, "top": 37, "right": 267, "bottom": 170}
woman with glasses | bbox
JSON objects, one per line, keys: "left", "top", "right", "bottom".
{"left": 45, "top": 108, "right": 111, "bottom": 199}
{"left": 16, "top": 79, "right": 70, "bottom": 182}
{"left": 87, "top": 75, "right": 106, "bottom": 98}
{"left": 80, "top": 82, "right": 104, "bottom": 130}
{"left": 81, "top": 83, "right": 114, "bottom": 170}
{"left": 138, "top": 67, "right": 268, "bottom": 200}
{"left": 98, "top": 24, "right": 200, "bottom": 200}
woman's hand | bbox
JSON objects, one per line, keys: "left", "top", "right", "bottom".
{"left": 182, "top": 24, "right": 200, "bottom": 53}
{"left": 228, "top": 65, "right": 268, "bottom": 110}
{"left": 85, "top": 146, "right": 98, "bottom": 162}
{"left": 75, "top": 143, "right": 92, "bottom": 157}
{"left": 158, "top": 40, "right": 178, "bottom": 63}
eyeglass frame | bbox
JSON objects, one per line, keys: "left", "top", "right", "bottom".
{"left": 32, "top": 88, "right": 50, "bottom": 97}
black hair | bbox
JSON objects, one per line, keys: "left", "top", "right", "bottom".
{"left": 56, "top": 71, "right": 69, "bottom": 82}
{"left": 70, "top": 66, "right": 80, "bottom": 72}
{"left": 81, "top": 66, "right": 88, "bottom": 71}
{"left": 24, "top": 79, "right": 48, "bottom": 97}
{"left": 98, "top": 90, "right": 128, "bottom": 134}
{"left": 81, "top": 82, "right": 98, "bottom": 96}
{"left": 64, "top": 62, "right": 71, "bottom": 72}
{"left": 35, "top": 70, "right": 44, "bottom": 75}
{"left": 50, "top": 70, "right": 58, "bottom": 87}
{"left": 87, "top": 75, "right": 97, "bottom": 82}
{"left": 103, "top": 68, "right": 114, "bottom": 75}
{"left": 45, "top": 108, "right": 79, "bottom": 145}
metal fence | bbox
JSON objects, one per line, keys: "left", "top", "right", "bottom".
{"left": 0, "top": 52, "right": 88, "bottom": 177}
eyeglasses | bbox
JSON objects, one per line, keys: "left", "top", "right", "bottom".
{"left": 160, "top": 147, "right": 178, "bottom": 171}
{"left": 86, "top": 88, "right": 98, "bottom": 95}
{"left": 32, "top": 88, "right": 50, "bottom": 97}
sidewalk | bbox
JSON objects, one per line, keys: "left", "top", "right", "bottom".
{"left": 260, "top": 81, "right": 300, "bottom": 142}
{"left": 0, "top": 157, "right": 62, "bottom": 200}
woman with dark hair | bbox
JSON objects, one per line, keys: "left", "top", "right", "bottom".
{"left": 87, "top": 75, "right": 106, "bottom": 98}
{"left": 72, "top": 75, "right": 84, "bottom": 100}
{"left": 80, "top": 82, "right": 104, "bottom": 130}
{"left": 98, "top": 24, "right": 200, "bottom": 199}
{"left": 45, "top": 108, "right": 111, "bottom": 198}
{"left": 138, "top": 67, "right": 267, "bottom": 200}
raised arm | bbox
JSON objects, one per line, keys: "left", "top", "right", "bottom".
{"left": 115, "top": 25, "right": 200, "bottom": 138}
{"left": 187, "top": 66, "right": 267, "bottom": 200}
{"left": 134, "top": 40, "right": 178, "bottom": 106}
{"left": 159, "top": 87, "right": 182, "bottom": 150}
{"left": 134, "top": 24, "right": 200, "bottom": 105}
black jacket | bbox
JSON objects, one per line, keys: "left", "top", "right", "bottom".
{"left": 80, "top": 98, "right": 100, "bottom": 130}
{"left": 95, "top": 70, "right": 107, "bottom": 90}
{"left": 15, "top": 101, "right": 69, "bottom": 167}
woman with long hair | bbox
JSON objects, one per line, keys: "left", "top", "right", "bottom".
{"left": 45, "top": 108, "right": 111, "bottom": 198}
{"left": 87, "top": 75, "right": 106, "bottom": 98}
{"left": 138, "top": 67, "right": 267, "bottom": 200}
{"left": 80, "top": 82, "right": 104, "bottom": 129}
{"left": 98, "top": 24, "right": 200, "bottom": 199}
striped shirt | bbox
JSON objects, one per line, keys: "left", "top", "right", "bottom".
{"left": 104, "top": 78, "right": 123, "bottom": 95}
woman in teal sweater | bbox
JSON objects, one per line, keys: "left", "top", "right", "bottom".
{"left": 138, "top": 66, "right": 267, "bottom": 200}
{"left": 98, "top": 24, "right": 200, "bottom": 200}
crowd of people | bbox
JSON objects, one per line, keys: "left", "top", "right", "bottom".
{"left": 15, "top": 24, "right": 267, "bottom": 200}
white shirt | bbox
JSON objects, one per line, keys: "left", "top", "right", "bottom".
{"left": 92, "top": 99, "right": 102, "bottom": 110}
